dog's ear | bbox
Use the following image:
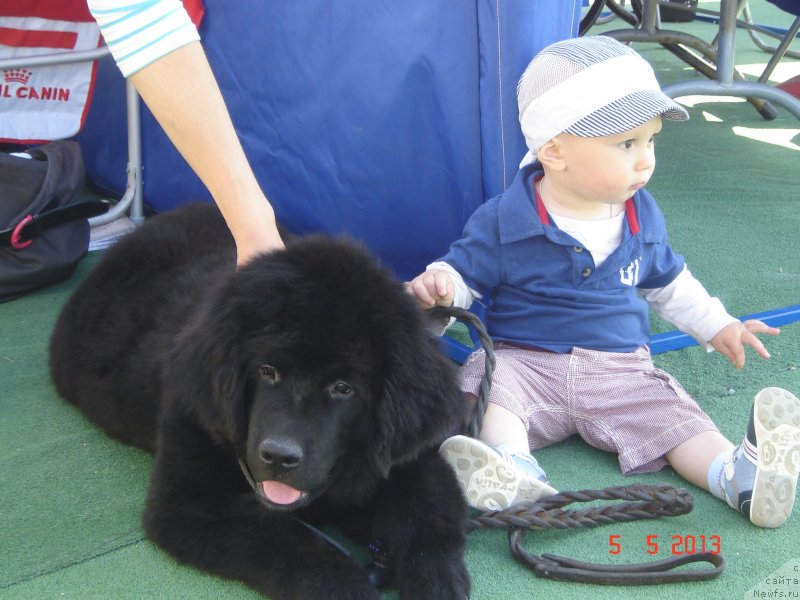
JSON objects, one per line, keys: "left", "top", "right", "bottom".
{"left": 162, "top": 278, "right": 250, "bottom": 453}
{"left": 369, "top": 328, "right": 464, "bottom": 477}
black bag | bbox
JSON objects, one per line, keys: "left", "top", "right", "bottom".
{"left": 0, "top": 141, "right": 109, "bottom": 303}
{"left": 660, "top": 0, "right": 698, "bottom": 23}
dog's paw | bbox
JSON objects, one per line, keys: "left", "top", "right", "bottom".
{"left": 294, "top": 567, "right": 381, "bottom": 600}
{"left": 396, "top": 555, "right": 471, "bottom": 600}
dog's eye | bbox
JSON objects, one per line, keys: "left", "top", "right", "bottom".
{"left": 330, "top": 381, "right": 353, "bottom": 397}
{"left": 259, "top": 365, "right": 279, "bottom": 384}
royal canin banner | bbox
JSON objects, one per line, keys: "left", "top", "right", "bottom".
{"left": 0, "top": 3, "right": 102, "bottom": 143}
{"left": 0, "top": 1, "right": 205, "bottom": 144}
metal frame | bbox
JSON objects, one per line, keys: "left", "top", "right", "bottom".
{"left": 602, "top": 0, "right": 800, "bottom": 120}
{"left": 734, "top": 1, "right": 800, "bottom": 61}
{"left": 0, "top": 47, "right": 144, "bottom": 227}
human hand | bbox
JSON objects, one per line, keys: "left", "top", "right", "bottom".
{"left": 227, "top": 193, "right": 285, "bottom": 268}
{"left": 407, "top": 270, "right": 456, "bottom": 309}
{"left": 709, "top": 319, "right": 780, "bottom": 369}
{"left": 234, "top": 225, "right": 285, "bottom": 268}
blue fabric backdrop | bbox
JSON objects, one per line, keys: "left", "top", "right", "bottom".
{"left": 78, "top": 1, "right": 581, "bottom": 279}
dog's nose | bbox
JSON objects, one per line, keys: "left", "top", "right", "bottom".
{"left": 259, "top": 439, "right": 303, "bottom": 473}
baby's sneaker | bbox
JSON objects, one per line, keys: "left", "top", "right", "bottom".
{"left": 439, "top": 435, "right": 558, "bottom": 511}
{"left": 723, "top": 387, "right": 800, "bottom": 528}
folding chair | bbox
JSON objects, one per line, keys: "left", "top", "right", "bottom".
{"left": 701, "top": 0, "right": 800, "bottom": 64}
{"left": 752, "top": 0, "right": 800, "bottom": 96}
{"left": 0, "top": 3, "right": 143, "bottom": 229}
{"left": 692, "top": 0, "right": 800, "bottom": 99}
{"left": 596, "top": 0, "right": 800, "bottom": 120}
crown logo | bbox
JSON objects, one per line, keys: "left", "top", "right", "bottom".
{"left": 4, "top": 68, "right": 32, "bottom": 84}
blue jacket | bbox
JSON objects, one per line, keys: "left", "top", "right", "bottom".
{"left": 439, "top": 164, "right": 685, "bottom": 352}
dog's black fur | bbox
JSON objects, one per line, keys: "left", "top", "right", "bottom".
{"left": 49, "top": 203, "right": 470, "bottom": 599}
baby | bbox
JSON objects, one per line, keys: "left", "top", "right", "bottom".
{"left": 410, "top": 36, "right": 800, "bottom": 528}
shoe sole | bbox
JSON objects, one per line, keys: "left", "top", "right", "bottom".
{"left": 439, "top": 435, "right": 558, "bottom": 511}
{"left": 749, "top": 387, "right": 800, "bottom": 528}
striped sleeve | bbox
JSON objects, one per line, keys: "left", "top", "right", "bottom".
{"left": 87, "top": 0, "right": 200, "bottom": 77}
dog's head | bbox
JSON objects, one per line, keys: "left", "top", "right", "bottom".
{"left": 167, "top": 236, "right": 464, "bottom": 511}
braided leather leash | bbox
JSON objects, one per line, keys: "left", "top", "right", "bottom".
{"left": 427, "top": 306, "right": 725, "bottom": 585}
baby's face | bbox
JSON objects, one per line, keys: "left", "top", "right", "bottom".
{"left": 556, "top": 116, "right": 663, "bottom": 207}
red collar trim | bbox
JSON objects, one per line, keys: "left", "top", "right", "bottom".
{"left": 533, "top": 175, "right": 551, "bottom": 225}
{"left": 533, "top": 176, "right": 639, "bottom": 234}
{"left": 624, "top": 198, "right": 640, "bottom": 234}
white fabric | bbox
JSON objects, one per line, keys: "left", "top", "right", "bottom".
{"left": 641, "top": 267, "right": 738, "bottom": 351}
{"left": 518, "top": 54, "right": 661, "bottom": 167}
{"left": 549, "top": 211, "right": 624, "bottom": 267}
{"left": 0, "top": 16, "right": 102, "bottom": 142}
{"left": 87, "top": 0, "right": 199, "bottom": 77}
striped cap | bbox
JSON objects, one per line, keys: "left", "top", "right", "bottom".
{"left": 517, "top": 36, "right": 689, "bottom": 167}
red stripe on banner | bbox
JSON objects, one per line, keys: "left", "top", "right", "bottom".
{"left": 0, "top": 2, "right": 94, "bottom": 23}
{"left": 183, "top": 0, "right": 206, "bottom": 28}
{"left": 0, "top": 1, "right": 203, "bottom": 29}
{"left": 0, "top": 26, "right": 78, "bottom": 50}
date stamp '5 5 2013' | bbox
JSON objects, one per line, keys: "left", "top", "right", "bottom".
{"left": 608, "top": 534, "right": 722, "bottom": 556}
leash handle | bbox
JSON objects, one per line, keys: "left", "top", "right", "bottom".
{"left": 529, "top": 546, "right": 725, "bottom": 585}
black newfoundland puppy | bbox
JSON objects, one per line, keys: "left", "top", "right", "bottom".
{"left": 50, "top": 204, "right": 470, "bottom": 599}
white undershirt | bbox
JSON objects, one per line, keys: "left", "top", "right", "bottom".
{"left": 549, "top": 211, "right": 625, "bottom": 267}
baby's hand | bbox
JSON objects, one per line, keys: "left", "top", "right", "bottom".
{"left": 407, "top": 269, "right": 455, "bottom": 309}
{"left": 710, "top": 319, "right": 780, "bottom": 369}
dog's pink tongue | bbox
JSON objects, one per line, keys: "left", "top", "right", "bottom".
{"left": 260, "top": 481, "right": 303, "bottom": 505}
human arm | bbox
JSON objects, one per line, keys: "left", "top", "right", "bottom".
{"left": 87, "top": 0, "right": 282, "bottom": 266}
{"left": 641, "top": 267, "right": 779, "bottom": 367}
{"left": 407, "top": 262, "right": 481, "bottom": 335}
{"left": 128, "top": 43, "right": 282, "bottom": 265}
{"left": 408, "top": 261, "right": 481, "bottom": 310}
{"left": 708, "top": 320, "right": 779, "bottom": 368}
{"left": 408, "top": 195, "right": 500, "bottom": 324}
{"left": 408, "top": 268, "right": 455, "bottom": 309}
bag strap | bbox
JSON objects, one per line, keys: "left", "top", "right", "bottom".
{"left": 0, "top": 199, "right": 110, "bottom": 249}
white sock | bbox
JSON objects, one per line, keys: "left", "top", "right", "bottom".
{"left": 706, "top": 449, "right": 732, "bottom": 504}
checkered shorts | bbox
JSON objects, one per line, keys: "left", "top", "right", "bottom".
{"left": 459, "top": 344, "right": 718, "bottom": 474}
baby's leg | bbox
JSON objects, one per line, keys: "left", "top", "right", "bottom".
{"left": 441, "top": 347, "right": 574, "bottom": 510}
{"left": 666, "top": 431, "right": 733, "bottom": 490}
{"left": 478, "top": 402, "right": 529, "bottom": 453}
{"left": 669, "top": 388, "right": 800, "bottom": 528}
{"left": 440, "top": 399, "right": 557, "bottom": 511}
